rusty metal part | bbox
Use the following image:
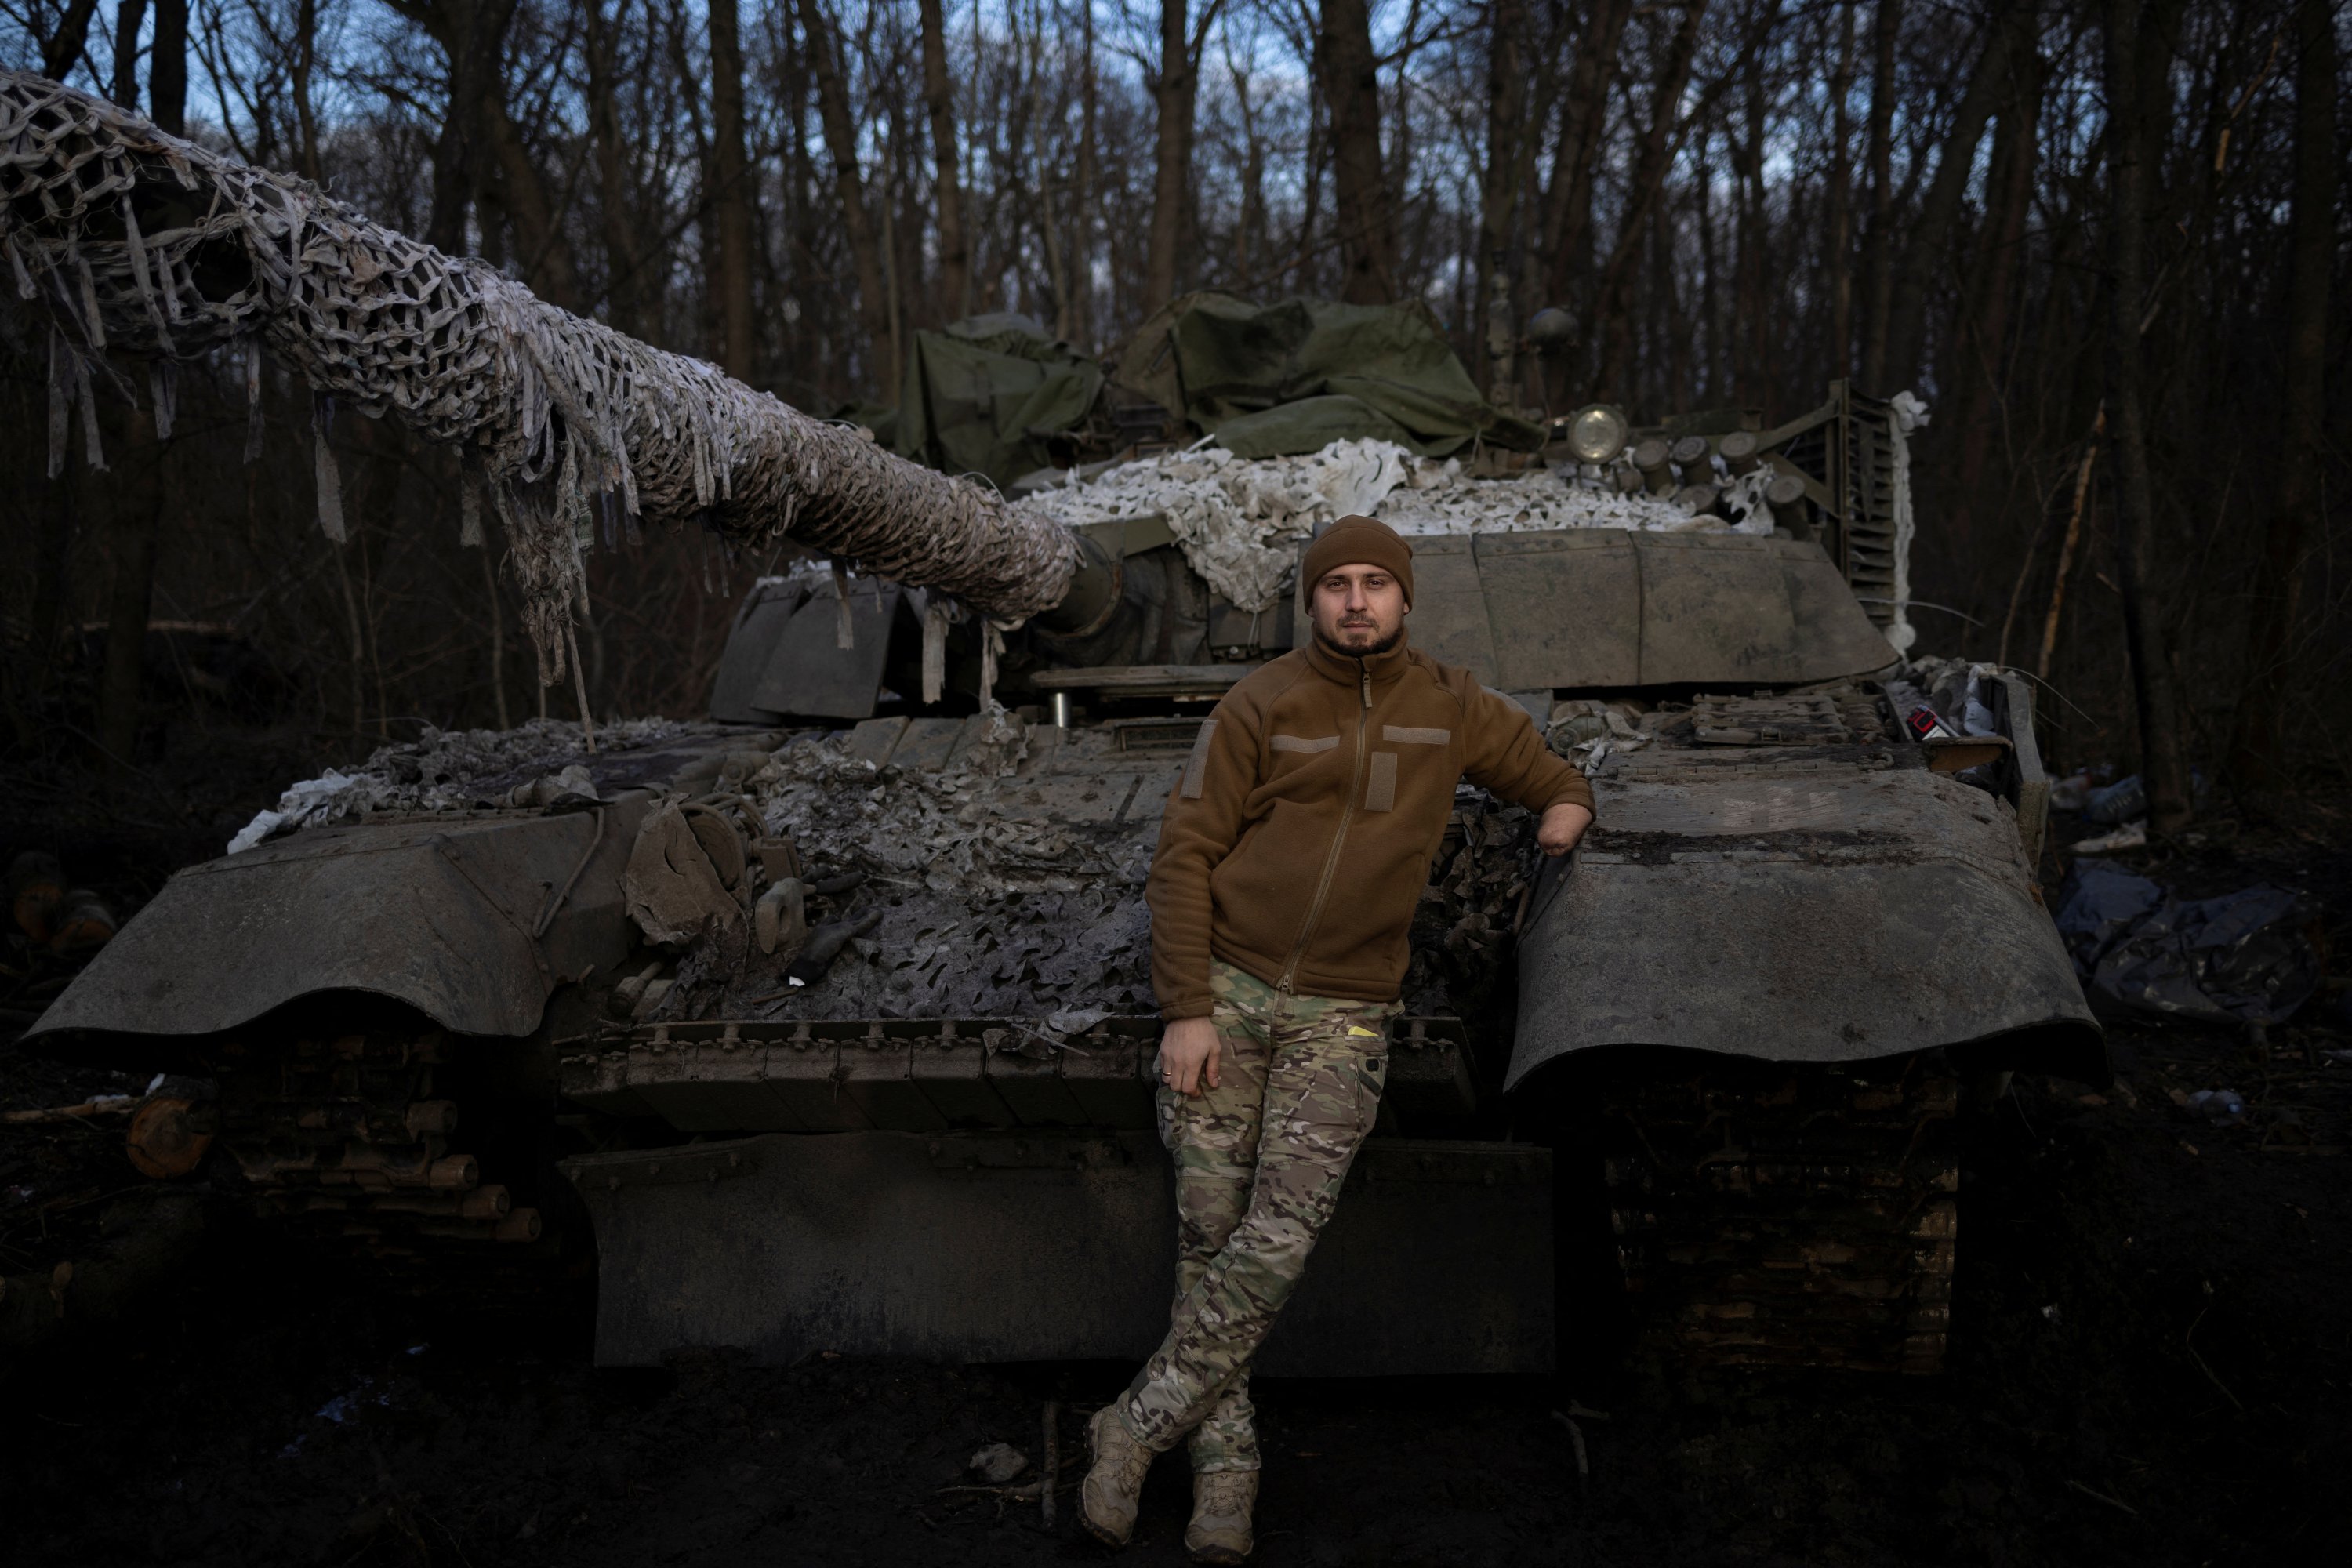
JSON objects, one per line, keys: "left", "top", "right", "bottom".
{"left": 207, "top": 1028, "right": 539, "bottom": 1250}
{"left": 124, "top": 1096, "right": 212, "bottom": 1178}
{"left": 1602, "top": 1059, "right": 1960, "bottom": 1374}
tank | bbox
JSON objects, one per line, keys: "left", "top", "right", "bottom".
{"left": 30, "top": 381, "right": 2101, "bottom": 1378}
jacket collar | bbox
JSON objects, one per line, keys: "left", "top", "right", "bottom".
{"left": 1303, "top": 629, "right": 1414, "bottom": 688}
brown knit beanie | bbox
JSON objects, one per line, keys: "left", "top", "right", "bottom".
{"left": 1299, "top": 514, "right": 1414, "bottom": 606}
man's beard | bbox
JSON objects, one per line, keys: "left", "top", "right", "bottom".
{"left": 1313, "top": 621, "right": 1404, "bottom": 659}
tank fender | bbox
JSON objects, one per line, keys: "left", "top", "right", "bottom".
{"left": 27, "top": 794, "right": 653, "bottom": 1044}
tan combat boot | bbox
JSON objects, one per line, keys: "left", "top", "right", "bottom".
{"left": 1185, "top": 1468, "right": 1258, "bottom": 1564}
{"left": 1081, "top": 1403, "right": 1156, "bottom": 1547}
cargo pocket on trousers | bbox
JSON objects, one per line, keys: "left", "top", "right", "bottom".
{"left": 1269, "top": 1037, "right": 1386, "bottom": 1163}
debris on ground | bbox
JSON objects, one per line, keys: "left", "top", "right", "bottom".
{"left": 2055, "top": 860, "right": 2320, "bottom": 1025}
{"left": 967, "top": 1442, "right": 1029, "bottom": 1484}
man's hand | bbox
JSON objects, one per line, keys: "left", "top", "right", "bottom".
{"left": 1158, "top": 1016, "right": 1221, "bottom": 1096}
{"left": 1537, "top": 800, "right": 1594, "bottom": 857}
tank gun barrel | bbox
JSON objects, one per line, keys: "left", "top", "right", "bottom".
{"left": 0, "top": 72, "right": 1079, "bottom": 678}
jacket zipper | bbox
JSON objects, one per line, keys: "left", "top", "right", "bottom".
{"left": 1279, "top": 662, "right": 1374, "bottom": 994}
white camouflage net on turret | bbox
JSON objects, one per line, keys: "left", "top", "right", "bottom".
{"left": 0, "top": 72, "right": 1078, "bottom": 684}
{"left": 1011, "top": 437, "right": 1776, "bottom": 612}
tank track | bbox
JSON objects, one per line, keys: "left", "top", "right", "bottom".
{"left": 1604, "top": 1056, "right": 1958, "bottom": 1374}
{"left": 204, "top": 1026, "right": 572, "bottom": 1305}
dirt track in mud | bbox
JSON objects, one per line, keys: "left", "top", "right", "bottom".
{"left": 5, "top": 786, "right": 2350, "bottom": 1566}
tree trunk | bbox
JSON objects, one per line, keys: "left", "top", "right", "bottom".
{"left": 1232, "top": 60, "right": 1269, "bottom": 283}
{"left": 1143, "top": 0, "right": 1200, "bottom": 314}
{"left": 40, "top": 0, "right": 104, "bottom": 81}
{"left": 707, "top": 0, "right": 758, "bottom": 383}
{"left": 2102, "top": 0, "right": 2192, "bottom": 833}
{"left": 290, "top": 0, "right": 323, "bottom": 182}
{"left": 1879, "top": 0, "right": 2022, "bottom": 394}
{"left": 98, "top": 408, "right": 162, "bottom": 775}
{"left": 1826, "top": 0, "right": 1857, "bottom": 377}
{"left": 1319, "top": 0, "right": 1395, "bottom": 304}
{"left": 917, "top": 0, "right": 967, "bottom": 321}
{"left": 797, "top": 0, "right": 892, "bottom": 379}
{"left": 1594, "top": 0, "right": 1707, "bottom": 397}
{"left": 148, "top": 0, "right": 187, "bottom": 133}
{"left": 481, "top": 86, "right": 582, "bottom": 310}
{"left": 585, "top": 0, "right": 646, "bottom": 339}
{"left": 1477, "top": 0, "right": 1529, "bottom": 401}
{"left": 1944, "top": 23, "right": 2040, "bottom": 579}
{"left": 111, "top": 0, "right": 147, "bottom": 107}
{"left": 2230, "top": 0, "right": 2336, "bottom": 783}
{"left": 93, "top": 0, "right": 184, "bottom": 768}
{"left": 1074, "top": 1, "right": 1098, "bottom": 347}
{"left": 1733, "top": 38, "right": 1766, "bottom": 404}
{"left": 1858, "top": 0, "right": 1900, "bottom": 390}
{"left": 1536, "top": 0, "right": 1632, "bottom": 399}
{"left": 423, "top": 0, "right": 506, "bottom": 257}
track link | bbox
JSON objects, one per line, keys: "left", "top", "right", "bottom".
{"left": 1604, "top": 1057, "right": 1959, "bottom": 1374}
{"left": 207, "top": 1028, "right": 546, "bottom": 1260}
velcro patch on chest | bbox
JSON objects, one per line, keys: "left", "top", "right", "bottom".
{"left": 1270, "top": 734, "right": 1340, "bottom": 753}
{"left": 1181, "top": 719, "right": 1219, "bottom": 799}
{"left": 1365, "top": 751, "right": 1399, "bottom": 811}
{"left": 1381, "top": 725, "right": 1450, "bottom": 746}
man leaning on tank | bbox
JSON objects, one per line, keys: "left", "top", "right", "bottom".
{"left": 1080, "top": 514, "right": 1595, "bottom": 1562}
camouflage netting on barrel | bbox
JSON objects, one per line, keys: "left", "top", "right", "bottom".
{"left": 0, "top": 72, "right": 1078, "bottom": 684}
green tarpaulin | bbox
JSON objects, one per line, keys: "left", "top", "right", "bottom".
{"left": 1113, "top": 293, "right": 1544, "bottom": 459}
{"left": 893, "top": 314, "right": 1102, "bottom": 488}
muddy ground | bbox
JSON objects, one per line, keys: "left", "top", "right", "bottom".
{"left": 5, "top": 755, "right": 2349, "bottom": 1566}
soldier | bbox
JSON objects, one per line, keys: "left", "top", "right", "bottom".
{"left": 1081, "top": 514, "right": 1596, "bottom": 1561}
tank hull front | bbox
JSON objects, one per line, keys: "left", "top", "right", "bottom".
{"left": 561, "top": 1131, "right": 1555, "bottom": 1375}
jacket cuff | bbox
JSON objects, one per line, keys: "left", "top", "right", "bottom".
{"left": 1159, "top": 998, "right": 1214, "bottom": 1022}
{"left": 1542, "top": 779, "right": 1595, "bottom": 815}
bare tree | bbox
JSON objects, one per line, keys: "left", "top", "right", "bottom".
{"left": 2102, "top": 0, "right": 2193, "bottom": 832}
{"left": 1533, "top": 0, "right": 1631, "bottom": 394}
{"left": 1857, "top": 0, "right": 1900, "bottom": 390}
{"left": 1476, "top": 0, "right": 1528, "bottom": 401}
{"left": 1318, "top": 0, "right": 1394, "bottom": 303}
{"left": 708, "top": 0, "right": 760, "bottom": 382}
{"left": 584, "top": 0, "right": 648, "bottom": 338}
{"left": 2230, "top": 0, "right": 2337, "bottom": 783}
{"left": 800, "top": 0, "right": 894, "bottom": 378}
{"left": 1144, "top": 0, "right": 1224, "bottom": 314}
{"left": 919, "top": 0, "right": 969, "bottom": 318}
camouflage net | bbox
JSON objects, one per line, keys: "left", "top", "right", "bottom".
{"left": 0, "top": 72, "right": 1079, "bottom": 684}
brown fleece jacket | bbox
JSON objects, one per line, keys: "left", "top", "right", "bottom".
{"left": 1147, "top": 634, "right": 1595, "bottom": 1019}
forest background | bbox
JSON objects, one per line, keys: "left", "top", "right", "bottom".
{"left": 0, "top": 0, "right": 2343, "bottom": 822}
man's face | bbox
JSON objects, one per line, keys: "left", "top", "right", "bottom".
{"left": 1308, "top": 562, "right": 1408, "bottom": 657}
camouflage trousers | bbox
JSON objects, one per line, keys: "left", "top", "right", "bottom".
{"left": 1117, "top": 960, "right": 1392, "bottom": 1472}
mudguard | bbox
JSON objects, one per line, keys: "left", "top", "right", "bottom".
{"left": 1510, "top": 750, "right": 2104, "bottom": 1087}
{"left": 27, "top": 798, "right": 649, "bottom": 1043}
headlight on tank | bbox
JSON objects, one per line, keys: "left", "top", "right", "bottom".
{"left": 1562, "top": 404, "right": 1630, "bottom": 466}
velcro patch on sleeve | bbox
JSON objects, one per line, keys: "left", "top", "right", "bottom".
{"left": 1181, "top": 719, "right": 1219, "bottom": 799}
{"left": 1270, "top": 733, "right": 1339, "bottom": 753}
{"left": 1381, "top": 725, "right": 1450, "bottom": 746}
{"left": 1364, "top": 750, "right": 1398, "bottom": 811}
